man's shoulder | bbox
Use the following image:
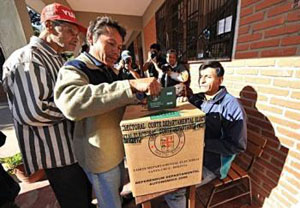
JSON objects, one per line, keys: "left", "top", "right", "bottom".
{"left": 4, "top": 44, "right": 40, "bottom": 68}
{"left": 221, "top": 91, "right": 245, "bottom": 118}
{"left": 223, "top": 91, "right": 239, "bottom": 105}
{"left": 64, "top": 53, "right": 97, "bottom": 70}
{"left": 176, "top": 63, "right": 187, "bottom": 70}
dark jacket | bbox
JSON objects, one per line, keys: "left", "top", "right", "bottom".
{"left": 189, "top": 87, "right": 247, "bottom": 178}
{"left": 147, "top": 56, "right": 166, "bottom": 78}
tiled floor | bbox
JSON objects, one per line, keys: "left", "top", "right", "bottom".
{"left": 14, "top": 179, "right": 261, "bottom": 208}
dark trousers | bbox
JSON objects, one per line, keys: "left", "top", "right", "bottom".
{"left": 45, "top": 163, "right": 94, "bottom": 208}
{"left": 0, "top": 164, "right": 20, "bottom": 206}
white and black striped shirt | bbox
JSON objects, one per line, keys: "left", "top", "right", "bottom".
{"left": 2, "top": 36, "right": 76, "bottom": 175}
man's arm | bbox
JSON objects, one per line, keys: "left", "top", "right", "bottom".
{"left": 167, "top": 64, "right": 189, "bottom": 83}
{"left": 2, "top": 54, "right": 64, "bottom": 126}
{"left": 54, "top": 66, "right": 160, "bottom": 121}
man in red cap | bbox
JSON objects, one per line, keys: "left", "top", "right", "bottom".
{"left": 2, "top": 3, "right": 94, "bottom": 208}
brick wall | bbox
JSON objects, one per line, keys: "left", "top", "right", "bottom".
{"left": 141, "top": 1, "right": 300, "bottom": 206}
{"left": 143, "top": 16, "right": 156, "bottom": 60}
{"left": 189, "top": 57, "right": 300, "bottom": 208}
{"left": 236, "top": 0, "right": 300, "bottom": 59}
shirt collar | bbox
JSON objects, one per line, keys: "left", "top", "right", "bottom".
{"left": 171, "top": 62, "right": 178, "bottom": 68}
{"left": 84, "top": 52, "right": 107, "bottom": 69}
{"left": 205, "top": 86, "right": 226, "bottom": 102}
{"left": 30, "top": 36, "right": 60, "bottom": 57}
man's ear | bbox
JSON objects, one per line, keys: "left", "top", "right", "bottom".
{"left": 44, "top": 20, "right": 55, "bottom": 33}
{"left": 219, "top": 76, "right": 224, "bottom": 85}
{"left": 86, "top": 33, "right": 93, "bottom": 46}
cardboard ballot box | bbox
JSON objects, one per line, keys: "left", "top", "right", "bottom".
{"left": 120, "top": 103, "right": 205, "bottom": 196}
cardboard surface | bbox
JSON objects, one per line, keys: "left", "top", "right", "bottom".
{"left": 120, "top": 102, "right": 205, "bottom": 196}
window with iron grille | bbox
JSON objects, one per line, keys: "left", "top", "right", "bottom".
{"left": 155, "top": 0, "right": 238, "bottom": 62}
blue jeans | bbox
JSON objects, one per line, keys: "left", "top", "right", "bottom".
{"left": 83, "top": 162, "right": 124, "bottom": 208}
{"left": 164, "top": 166, "right": 217, "bottom": 208}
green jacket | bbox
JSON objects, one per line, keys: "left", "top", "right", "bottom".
{"left": 54, "top": 52, "right": 137, "bottom": 173}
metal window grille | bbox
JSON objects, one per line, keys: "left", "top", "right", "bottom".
{"left": 156, "top": 0, "right": 238, "bottom": 62}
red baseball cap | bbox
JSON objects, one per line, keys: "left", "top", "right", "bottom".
{"left": 41, "top": 3, "right": 86, "bottom": 33}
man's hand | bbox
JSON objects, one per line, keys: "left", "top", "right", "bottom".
{"left": 129, "top": 78, "right": 161, "bottom": 97}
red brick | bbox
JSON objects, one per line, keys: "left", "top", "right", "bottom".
{"left": 279, "top": 145, "right": 289, "bottom": 154}
{"left": 262, "top": 130, "right": 277, "bottom": 141}
{"left": 241, "top": 0, "right": 259, "bottom": 8}
{"left": 253, "top": 159, "right": 266, "bottom": 171}
{"left": 273, "top": 79, "right": 300, "bottom": 89}
{"left": 241, "top": 6, "right": 254, "bottom": 17}
{"left": 252, "top": 182, "right": 269, "bottom": 202}
{"left": 287, "top": 11, "right": 300, "bottom": 22}
{"left": 253, "top": 17, "right": 285, "bottom": 31}
{"left": 265, "top": 24, "right": 300, "bottom": 38}
{"left": 261, "top": 151, "right": 271, "bottom": 160}
{"left": 260, "top": 69, "right": 293, "bottom": 77}
{"left": 257, "top": 103, "right": 283, "bottom": 114}
{"left": 262, "top": 181, "right": 275, "bottom": 192}
{"left": 268, "top": 2, "right": 293, "bottom": 17}
{"left": 268, "top": 115, "right": 300, "bottom": 129}
{"left": 270, "top": 157, "right": 285, "bottom": 169}
{"left": 267, "top": 169, "right": 281, "bottom": 182}
{"left": 247, "top": 130, "right": 263, "bottom": 140}
{"left": 272, "top": 191, "right": 292, "bottom": 208}
{"left": 252, "top": 167, "right": 277, "bottom": 186}
{"left": 239, "top": 98, "right": 253, "bottom": 107}
{"left": 291, "top": 91, "right": 300, "bottom": 99}
{"left": 265, "top": 138, "right": 280, "bottom": 149}
{"left": 240, "top": 12, "right": 264, "bottom": 25}
{"left": 250, "top": 39, "right": 280, "bottom": 49}
{"left": 235, "top": 51, "right": 259, "bottom": 59}
{"left": 250, "top": 173, "right": 262, "bottom": 185}
{"left": 257, "top": 86, "right": 289, "bottom": 96}
{"left": 285, "top": 110, "right": 300, "bottom": 122}
{"left": 291, "top": 161, "right": 300, "bottom": 170}
{"left": 280, "top": 181, "right": 299, "bottom": 195}
{"left": 270, "top": 97, "right": 300, "bottom": 110}
{"left": 240, "top": 91, "right": 257, "bottom": 100}
{"left": 247, "top": 123, "right": 261, "bottom": 133}
{"left": 298, "top": 144, "right": 300, "bottom": 151}
{"left": 248, "top": 117, "right": 274, "bottom": 130}
{"left": 236, "top": 43, "right": 249, "bottom": 51}
{"left": 261, "top": 47, "right": 297, "bottom": 57}
{"left": 265, "top": 146, "right": 287, "bottom": 163}
{"left": 245, "top": 108, "right": 265, "bottom": 119}
{"left": 277, "top": 127, "right": 300, "bottom": 140}
{"left": 287, "top": 175, "right": 300, "bottom": 188}
{"left": 289, "top": 150, "right": 300, "bottom": 162}
{"left": 282, "top": 190, "right": 299, "bottom": 204}
{"left": 238, "top": 25, "right": 250, "bottom": 35}
{"left": 238, "top": 33, "right": 262, "bottom": 43}
{"left": 281, "top": 36, "right": 300, "bottom": 46}
{"left": 256, "top": 0, "right": 285, "bottom": 11}
{"left": 278, "top": 136, "right": 295, "bottom": 147}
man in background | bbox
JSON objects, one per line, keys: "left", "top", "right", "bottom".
{"left": 116, "top": 50, "right": 141, "bottom": 80}
{"left": 162, "top": 49, "right": 189, "bottom": 87}
{"left": 143, "top": 43, "right": 166, "bottom": 80}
